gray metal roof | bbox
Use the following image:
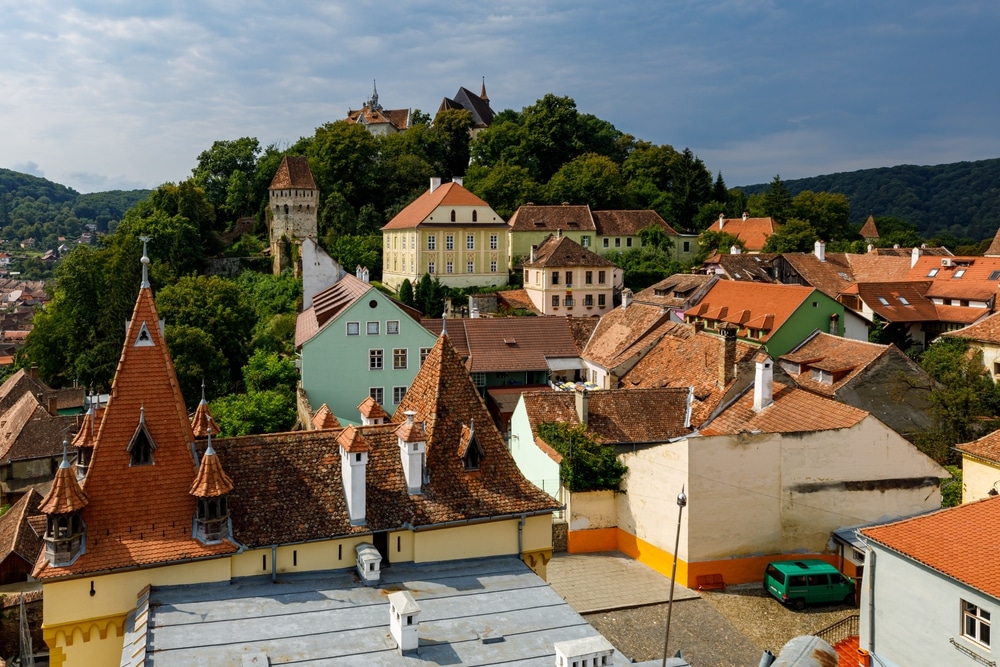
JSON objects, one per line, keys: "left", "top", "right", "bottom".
{"left": 125, "top": 556, "right": 642, "bottom": 666}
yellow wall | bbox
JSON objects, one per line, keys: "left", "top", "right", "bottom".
{"left": 962, "top": 454, "right": 1000, "bottom": 502}
{"left": 391, "top": 530, "right": 415, "bottom": 563}
{"left": 521, "top": 514, "right": 552, "bottom": 552}
{"left": 414, "top": 520, "right": 518, "bottom": 562}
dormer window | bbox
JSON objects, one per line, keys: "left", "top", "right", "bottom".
{"left": 458, "top": 420, "right": 484, "bottom": 472}
{"left": 464, "top": 443, "right": 481, "bottom": 471}
{"left": 128, "top": 409, "right": 156, "bottom": 466}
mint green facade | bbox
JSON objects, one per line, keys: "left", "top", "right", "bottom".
{"left": 762, "top": 290, "right": 846, "bottom": 357}
{"left": 300, "top": 290, "right": 438, "bottom": 423}
{"left": 509, "top": 396, "right": 562, "bottom": 500}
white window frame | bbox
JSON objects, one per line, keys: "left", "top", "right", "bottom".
{"left": 393, "top": 386, "right": 407, "bottom": 404}
{"left": 490, "top": 234, "right": 498, "bottom": 250}
{"left": 346, "top": 321, "right": 360, "bottom": 336}
{"left": 467, "top": 260, "right": 474, "bottom": 273}
{"left": 428, "top": 261, "right": 435, "bottom": 274}
{"left": 420, "top": 347, "right": 432, "bottom": 365}
{"left": 393, "top": 348, "right": 407, "bottom": 370}
{"left": 582, "top": 235, "right": 590, "bottom": 248}
{"left": 369, "top": 349, "right": 383, "bottom": 371}
{"left": 491, "top": 260, "right": 498, "bottom": 273}
{"left": 446, "top": 261, "right": 454, "bottom": 274}
{"left": 472, "top": 372, "right": 486, "bottom": 387}
{"left": 366, "top": 321, "right": 379, "bottom": 335}
{"left": 387, "top": 320, "right": 400, "bottom": 335}
{"left": 466, "top": 234, "right": 475, "bottom": 250}
{"left": 446, "top": 234, "right": 454, "bottom": 250}
{"left": 963, "top": 600, "right": 991, "bottom": 647}
{"left": 427, "top": 235, "right": 436, "bottom": 250}
{"left": 369, "top": 386, "right": 384, "bottom": 404}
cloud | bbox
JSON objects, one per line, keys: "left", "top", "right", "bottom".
{"left": 10, "top": 162, "right": 44, "bottom": 178}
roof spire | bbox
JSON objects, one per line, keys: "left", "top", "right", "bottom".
{"left": 480, "top": 76, "right": 489, "bottom": 103}
{"left": 139, "top": 235, "right": 151, "bottom": 288}
{"left": 59, "top": 437, "right": 70, "bottom": 470}
{"left": 205, "top": 417, "right": 215, "bottom": 456}
{"left": 370, "top": 79, "right": 380, "bottom": 110}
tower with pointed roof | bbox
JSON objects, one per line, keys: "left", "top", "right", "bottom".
{"left": 268, "top": 155, "right": 318, "bottom": 274}
{"left": 38, "top": 442, "right": 88, "bottom": 567}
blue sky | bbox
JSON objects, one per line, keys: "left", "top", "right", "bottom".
{"left": 2, "top": 1, "right": 999, "bottom": 193}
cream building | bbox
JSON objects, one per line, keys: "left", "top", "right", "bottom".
{"left": 523, "top": 233, "right": 620, "bottom": 317}
{"left": 381, "top": 178, "right": 508, "bottom": 290}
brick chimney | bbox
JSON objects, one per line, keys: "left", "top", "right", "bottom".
{"left": 47, "top": 395, "right": 58, "bottom": 417}
{"left": 575, "top": 388, "right": 589, "bottom": 427}
{"left": 719, "top": 324, "right": 737, "bottom": 386}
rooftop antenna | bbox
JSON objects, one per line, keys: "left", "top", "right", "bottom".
{"left": 139, "top": 235, "right": 151, "bottom": 288}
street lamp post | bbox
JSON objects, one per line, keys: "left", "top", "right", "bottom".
{"left": 662, "top": 486, "right": 687, "bottom": 667}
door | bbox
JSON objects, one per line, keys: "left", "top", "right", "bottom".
{"left": 373, "top": 531, "right": 389, "bottom": 567}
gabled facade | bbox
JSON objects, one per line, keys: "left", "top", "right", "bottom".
{"left": 522, "top": 234, "right": 620, "bottom": 316}
{"left": 381, "top": 178, "right": 508, "bottom": 290}
{"left": 955, "top": 429, "right": 1000, "bottom": 502}
{"left": 580, "top": 300, "right": 673, "bottom": 389}
{"left": 437, "top": 82, "right": 495, "bottom": 137}
{"left": 940, "top": 310, "right": 1000, "bottom": 381}
{"left": 860, "top": 497, "right": 1000, "bottom": 667}
{"left": 346, "top": 81, "right": 410, "bottom": 135}
{"left": 704, "top": 213, "right": 778, "bottom": 252}
{"left": 296, "top": 272, "right": 437, "bottom": 422}
{"left": 633, "top": 274, "right": 718, "bottom": 321}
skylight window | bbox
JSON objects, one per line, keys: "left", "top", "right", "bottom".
{"left": 990, "top": 270, "right": 1000, "bottom": 281}
{"left": 953, "top": 269, "right": 966, "bottom": 278}
{"left": 878, "top": 297, "right": 890, "bottom": 306}
{"left": 927, "top": 268, "right": 939, "bottom": 277}
{"left": 898, "top": 296, "right": 910, "bottom": 305}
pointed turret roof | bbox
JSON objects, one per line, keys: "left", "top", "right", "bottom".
{"left": 985, "top": 227, "right": 1000, "bottom": 257}
{"left": 39, "top": 447, "right": 88, "bottom": 516}
{"left": 480, "top": 77, "right": 489, "bottom": 103}
{"left": 311, "top": 404, "right": 339, "bottom": 430}
{"left": 394, "top": 411, "right": 425, "bottom": 443}
{"left": 34, "top": 246, "right": 237, "bottom": 579}
{"left": 190, "top": 438, "right": 234, "bottom": 498}
{"left": 357, "top": 396, "right": 389, "bottom": 421}
{"left": 268, "top": 156, "right": 317, "bottom": 191}
{"left": 859, "top": 214, "right": 879, "bottom": 240}
{"left": 71, "top": 397, "right": 100, "bottom": 450}
{"left": 191, "top": 385, "right": 215, "bottom": 439}
{"left": 337, "top": 425, "right": 369, "bottom": 453}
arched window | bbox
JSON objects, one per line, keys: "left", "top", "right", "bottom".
{"left": 472, "top": 210, "right": 478, "bottom": 222}
{"left": 450, "top": 210, "right": 456, "bottom": 222}
{"left": 284, "top": 204, "right": 289, "bottom": 215}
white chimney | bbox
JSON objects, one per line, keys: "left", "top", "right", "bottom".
{"left": 429, "top": 177, "right": 442, "bottom": 193}
{"left": 575, "top": 388, "right": 589, "bottom": 427}
{"left": 554, "top": 636, "right": 615, "bottom": 667}
{"left": 814, "top": 240, "right": 826, "bottom": 262}
{"left": 339, "top": 427, "right": 368, "bottom": 526}
{"left": 718, "top": 213, "right": 725, "bottom": 229}
{"left": 530, "top": 245, "right": 538, "bottom": 263}
{"left": 730, "top": 245, "right": 741, "bottom": 255}
{"left": 361, "top": 266, "right": 370, "bottom": 283}
{"left": 471, "top": 306, "right": 480, "bottom": 319}
{"left": 753, "top": 358, "right": 774, "bottom": 412}
{"left": 356, "top": 264, "right": 363, "bottom": 280}
{"left": 396, "top": 411, "right": 426, "bottom": 495}
{"left": 911, "top": 246, "right": 920, "bottom": 268}
{"left": 356, "top": 542, "right": 382, "bottom": 586}
{"left": 867, "top": 244, "right": 874, "bottom": 253}
{"left": 389, "top": 590, "right": 421, "bottom": 654}
{"left": 452, "top": 176, "right": 463, "bottom": 186}
{"left": 620, "top": 289, "right": 633, "bottom": 310}
{"left": 742, "top": 211, "right": 749, "bottom": 221}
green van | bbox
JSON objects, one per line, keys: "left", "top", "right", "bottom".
{"left": 763, "top": 560, "right": 855, "bottom": 609}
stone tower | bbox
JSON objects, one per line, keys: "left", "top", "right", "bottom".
{"left": 268, "top": 156, "right": 319, "bottom": 274}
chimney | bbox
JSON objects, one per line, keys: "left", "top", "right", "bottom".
{"left": 730, "top": 245, "right": 741, "bottom": 255}
{"left": 452, "top": 176, "right": 463, "bottom": 186}
{"left": 356, "top": 542, "right": 382, "bottom": 586}
{"left": 30, "top": 363, "right": 37, "bottom": 379}
{"left": 554, "top": 636, "right": 615, "bottom": 667}
{"left": 361, "top": 266, "right": 370, "bottom": 283}
{"left": 742, "top": 211, "right": 749, "bottom": 221}
{"left": 753, "top": 357, "right": 774, "bottom": 412}
{"left": 389, "top": 590, "right": 421, "bottom": 654}
{"left": 396, "top": 411, "right": 426, "bottom": 495}
{"left": 814, "top": 240, "right": 826, "bottom": 262}
{"left": 829, "top": 312, "right": 840, "bottom": 336}
{"left": 911, "top": 246, "right": 920, "bottom": 268}
{"left": 356, "top": 264, "right": 363, "bottom": 280}
{"left": 47, "top": 395, "right": 58, "bottom": 417}
{"left": 338, "top": 427, "right": 368, "bottom": 526}
{"left": 620, "top": 289, "right": 633, "bottom": 310}
{"left": 867, "top": 244, "right": 874, "bottom": 253}
{"left": 719, "top": 324, "right": 737, "bottom": 386}
{"left": 530, "top": 245, "right": 538, "bottom": 263}
{"left": 718, "top": 213, "right": 725, "bottom": 229}
{"left": 429, "top": 177, "right": 442, "bottom": 193}
{"left": 575, "top": 388, "right": 589, "bottom": 427}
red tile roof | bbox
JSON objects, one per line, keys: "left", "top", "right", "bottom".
{"left": 189, "top": 444, "right": 234, "bottom": 498}
{"left": 706, "top": 216, "right": 778, "bottom": 251}
{"left": 357, "top": 396, "right": 389, "bottom": 421}
{"left": 956, "top": 428, "right": 1000, "bottom": 465}
{"left": 862, "top": 495, "right": 1000, "bottom": 599}
{"left": 38, "top": 458, "right": 88, "bottom": 515}
{"left": 496, "top": 289, "right": 541, "bottom": 315}
{"left": 685, "top": 281, "right": 817, "bottom": 342}
{"left": 583, "top": 302, "right": 671, "bottom": 370}
{"left": 34, "top": 287, "right": 238, "bottom": 580}
{"left": 859, "top": 215, "right": 879, "bottom": 239}
{"left": 986, "top": 227, "right": 1000, "bottom": 257}
{"left": 190, "top": 399, "right": 214, "bottom": 439}
{"left": 423, "top": 317, "right": 584, "bottom": 372}
{"left": 524, "top": 235, "right": 614, "bottom": 269}
{"left": 779, "top": 333, "right": 894, "bottom": 398}
{"left": 382, "top": 181, "right": 501, "bottom": 230}
{"left": 311, "top": 404, "right": 340, "bottom": 430}
{"left": 268, "top": 156, "right": 317, "bottom": 190}
{"left": 779, "top": 252, "right": 856, "bottom": 299}
{"left": 337, "top": 425, "right": 369, "bottom": 452}
{"left": 942, "top": 310, "right": 1000, "bottom": 344}
{"left": 0, "top": 489, "right": 42, "bottom": 566}
{"left": 592, "top": 210, "right": 678, "bottom": 236}
{"left": 507, "top": 205, "right": 596, "bottom": 232}
{"left": 855, "top": 282, "right": 937, "bottom": 322}
{"left": 635, "top": 275, "right": 716, "bottom": 309}
{"left": 701, "top": 382, "right": 868, "bottom": 436}
{"left": 905, "top": 255, "right": 1000, "bottom": 287}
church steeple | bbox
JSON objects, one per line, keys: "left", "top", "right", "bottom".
{"left": 369, "top": 79, "right": 381, "bottom": 110}
{"left": 480, "top": 76, "right": 489, "bottom": 103}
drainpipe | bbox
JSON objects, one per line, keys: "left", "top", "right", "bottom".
{"left": 271, "top": 544, "right": 278, "bottom": 583}
{"left": 518, "top": 514, "right": 525, "bottom": 558}
{"left": 867, "top": 549, "right": 876, "bottom": 656}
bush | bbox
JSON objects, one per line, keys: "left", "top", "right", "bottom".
{"left": 537, "top": 421, "right": 627, "bottom": 492}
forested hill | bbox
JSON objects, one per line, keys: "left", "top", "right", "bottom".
{"left": 739, "top": 158, "right": 1000, "bottom": 242}
{"left": 0, "top": 168, "right": 151, "bottom": 245}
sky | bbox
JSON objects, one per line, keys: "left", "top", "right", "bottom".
{"left": 2, "top": 0, "right": 999, "bottom": 194}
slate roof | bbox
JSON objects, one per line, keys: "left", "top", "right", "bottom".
{"left": 685, "top": 281, "right": 817, "bottom": 342}
{"left": 582, "top": 302, "right": 671, "bottom": 370}
{"left": 706, "top": 216, "right": 778, "bottom": 251}
{"left": 268, "top": 156, "right": 316, "bottom": 190}
{"left": 862, "top": 495, "right": 1000, "bottom": 600}
{"left": 619, "top": 321, "right": 761, "bottom": 426}
{"left": 422, "top": 318, "right": 584, "bottom": 372}
{"left": 381, "top": 181, "right": 503, "bottom": 230}
{"left": 507, "top": 205, "right": 596, "bottom": 233}
{"left": 437, "top": 86, "right": 495, "bottom": 128}
{"left": 524, "top": 235, "right": 614, "bottom": 269}
{"left": 779, "top": 332, "right": 896, "bottom": 397}
{"left": 956, "top": 428, "right": 1000, "bottom": 465}
{"left": 521, "top": 388, "right": 694, "bottom": 445}
{"left": 700, "top": 381, "right": 868, "bottom": 436}
{"left": 34, "top": 285, "right": 238, "bottom": 580}
{"left": 592, "top": 210, "right": 679, "bottom": 236}
{"left": 0, "top": 488, "right": 43, "bottom": 566}
{"left": 634, "top": 274, "right": 716, "bottom": 309}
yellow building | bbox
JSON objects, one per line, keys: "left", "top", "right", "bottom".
{"left": 956, "top": 430, "right": 1000, "bottom": 502}
{"left": 381, "top": 177, "right": 508, "bottom": 290}
{"left": 34, "top": 244, "right": 558, "bottom": 666}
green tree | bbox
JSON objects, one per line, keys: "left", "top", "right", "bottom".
{"left": 666, "top": 148, "right": 713, "bottom": 231}
{"left": 242, "top": 349, "right": 298, "bottom": 393}
{"left": 792, "top": 191, "right": 850, "bottom": 241}
{"left": 464, "top": 162, "right": 540, "bottom": 219}
{"left": 326, "top": 235, "right": 383, "bottom": 281}
{"left": 165, "top": 324, "right": 229, "bottom": 408}
{"left": 537, "top": 422, "right": 627, "bottom": 492}
{"left": 763, "top": 175, "right": 793, "bottom": 225}
{"left": 191, "top": 137, "right": 262, "bottom": 219}
{"left": 545, "top": 153, "right": 625, "bottom": 208}
{"left": 696, "top": 229, "right": 745, "bottom": 261}
{"left": 762, "top": 218, "right": 818, "bottom": 253}
{"left": 210, "top": 389, "right": 297, "bottom": 437}
{"left": 398, "top": 279, "right": 415, "bottom": 307}
{"left": 302, "top": 122, "right": 379, "bottom": 214}
{"left": 432, "top": 108, "right": 475, "bottom": 179}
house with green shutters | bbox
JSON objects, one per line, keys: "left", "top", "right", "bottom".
{"left": 296, "top": 267, "right": 436, "bottom": 425}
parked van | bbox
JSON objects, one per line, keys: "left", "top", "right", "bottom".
{"left": 764, "top": 560, "right": 855, "bottom": 609}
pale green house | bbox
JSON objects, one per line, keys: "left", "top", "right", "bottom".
{"left": 296, "top": 274, "right": 437, "bottom": 423}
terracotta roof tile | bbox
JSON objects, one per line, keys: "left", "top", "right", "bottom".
{"left": 592, "top": 210, "right": 678, "bottom": 236}
{"left": 382, "top": 181, "right": 501, "bottom": 230}
{"left": 956, "top": 428, "right": 1000, "bottom": 465}
{"left": 507, "top": 205, "right": 596, "bottom": 233}
{"left": 72, "top": 406, "right": 101, "bottom": 450}
{"left": 0, "top": 489, "right": 43, "bottom": 566}
{"left": 709, "top": 253, "right": 779, "bottom": 282}
{"left": 190, "top": 399, "right": 214, "bottom": 438}
{"left": 337, "top": 425, "right": 369, "bottom": 452}
{"left": 701, "top": 382, "right": 868, "bottom": 436}
{"left": 861, "top": 495, "right": 1000, "bottom": 599}
{"left": 986, "top": 227, "right": 1000, "bottom": 257}
{"left": 524, "top": 235, "right": 614, "bottom": 269}
{"left": 521, "top": 388, "right": 694, "bottom": 445}
{"left": 189, "top": 444, "right": 234, "bottom": 498}
{"left": 38, "top": 458, "right": 88, "bottom": 515}
{"left": 268, "top": 156, "right": 317, "bottom": 190}
{"left": 635, "top": 274, "right": 716, "bottom": 309}
{"left": 855, "top": 282, "right": 939, "bottom": 322}
{"left": 423, "top": 318, "right": 583, "bottom": 372}
{"left": 706, "top": 217, "right": 778, "bottom": 251}
{"left": 0, "top": 392, "right": 78, "bottom": 463}
{"left": 859, "top": 215, "right": 879, "bottom": 239}
{"left": 357, "top": 396, "right": 389, "bottom": 421}
{"left": 684, "top": 281, "right": 815, "bottom": 343}
{"left": 843, "top": 253, "right": 913, "bottom": 282}
{"left": 34, "top": 286, "right": 239, "bottom": 580}
{"left": 583, "top": 302, "right": 671, "bottom": 370}
{"left": 779, "top": 333, "right": 893, "bottom": 398}
{"left": 496, "top": 289, "right": 541, "bottom": 315}
{"left": 942, "top": 310, "right": 1000, "bottom": 344}
{"left": 311, "top": 404, "right": 340, "bottom": 430}
{"left": 779, "top": 252, "right": 856, "bottom": 299}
